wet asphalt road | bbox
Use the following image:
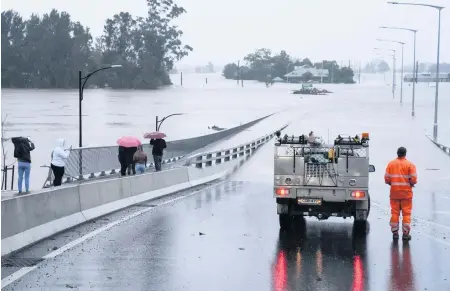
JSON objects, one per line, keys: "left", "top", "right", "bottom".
{"left": 3, "top": 142, "right": 450, "bottom": 291}
{"left": 3, "top": 87, "right": 450, "bottom": 291}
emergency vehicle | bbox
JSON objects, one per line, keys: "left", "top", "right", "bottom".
{"left": 274, "top": 130, "right": 375, "bottom": 230}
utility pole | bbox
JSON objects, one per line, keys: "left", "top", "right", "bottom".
{"left": 358, "top": 62, "right": 361, "bottom": 84}
{"left": 321, "top": 61, "right": 324, "bottom": 83}
{"left": 237, "top": 60, "right": 240, "bottom": 85}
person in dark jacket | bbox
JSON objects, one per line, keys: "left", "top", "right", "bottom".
{"left": 150, "top": 138, "right": 167, "bottom": 171}
{"left": 118, "top": 146, "right": 127, "bottom": 176}
{"left": 125, "top": 146, "right": 137, "bottom": 175}
{"left": 11, "top": 137, "right": 35, "bottom": 193}
{"left": 118, "top": 146, "right": 137, "bottom": 176}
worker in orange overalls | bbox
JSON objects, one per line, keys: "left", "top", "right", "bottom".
{"left": 384, "top": 147, "right": 417, "bottom": 241}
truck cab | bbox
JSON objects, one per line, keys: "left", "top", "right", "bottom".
{"left": 274, "top": 131, "right": 375, "bottom": 230}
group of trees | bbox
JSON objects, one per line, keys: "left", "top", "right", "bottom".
{"left": 363, "top": 60, "right": 390, "bottom": 73}
{"left": 222, "top": 49, "right": 355, "bottom": 84}
{"left": 1, "top": 0, "right": 193, "bottom": 89}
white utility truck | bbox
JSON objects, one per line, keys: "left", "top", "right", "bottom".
{"left": 273, "top": 130, "right": 375, "bottom": 230}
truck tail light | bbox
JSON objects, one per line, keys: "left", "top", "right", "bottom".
{"left": 351, "top": 190, "right": 365, "bottom": 198}
{"left": 275, "top": 188, "right": 290, "bottom": 196}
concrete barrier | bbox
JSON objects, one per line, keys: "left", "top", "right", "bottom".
{"left": 1, "top": 126, "right": 286, "bottom": 256}
{"left": 1, "top": 185, "right": 85, "bottom": 256}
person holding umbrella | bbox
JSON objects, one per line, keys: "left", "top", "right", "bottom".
{"left": 117, "top": 136, "right": 141, "bottom": 176}
{"left": 11, "top": 136, "right": 35, "bottom": 193}
{"left": 144, "top": 132, "right": 167, "bottom": 172}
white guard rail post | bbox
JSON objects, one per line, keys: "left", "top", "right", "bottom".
{"left": 185, "top": 125, "right": 289, "bottom": 168}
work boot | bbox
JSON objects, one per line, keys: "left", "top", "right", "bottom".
{"left": 402, "top": 233, "right": 411, "bottom": 241}
{"left": 393, "top": 232, "right": 399, "bottom": 240}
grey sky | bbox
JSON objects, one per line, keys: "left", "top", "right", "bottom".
{"left": 2, "top": 0, "right": 449, "bottom": 66}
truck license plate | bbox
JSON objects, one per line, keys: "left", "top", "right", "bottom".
{"left": 297, "top": 198, "right": 322, "bottom": 205}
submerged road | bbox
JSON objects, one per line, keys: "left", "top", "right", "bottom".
{"left": 3, "top": 91, "right": 450, "bottom": 290}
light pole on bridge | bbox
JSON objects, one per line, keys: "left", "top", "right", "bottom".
{"left": 156, "top": 113, "right": 184, "bottom": 132}
{"left": 374, "top": 48, "right": 397, "bottom": 98}
{"left": 387, "top": 1, "right": 445, "bottom": 140}
{"left": 379, "top": 26, "right": 418, "bottom": 117}
{"left": 79, "top": 65, "right": 122, "bottom": 147}
{"left": 377, "top": 39, "right": 405, "bottom": 104}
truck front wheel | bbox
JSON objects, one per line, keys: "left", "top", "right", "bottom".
{"left": 279, "top": 214, "right": 292, "bottom": 230}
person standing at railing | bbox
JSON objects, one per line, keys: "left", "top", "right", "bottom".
{"left": 11, "top": 136, "right": 35, "bottom": 193}
{"left": 118, "top": 146, "right": 137, "bottom": 176}
{"left": 118, "top": 146, "right": 127, "bottom": 176}
{"left": 50, "top": 138, "right": 71, "bottom": 186}
{"left": 133, "top": 145, "right": 148, "bottom": 174}
{"left": 150, "top": 138, "right": 166, "bottom": 172}
{"left": 125, "top": 147, "right": 137, "bottom": 175}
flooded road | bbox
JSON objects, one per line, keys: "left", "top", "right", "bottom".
{"left": 2, "top": 75, "right": 450, "bottom": 290}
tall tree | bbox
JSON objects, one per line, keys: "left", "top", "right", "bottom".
{"left": 1, "top": 3, "right": 193, "bottom": 90}
{"left": 222, "top": 48, "right": 355, "bottom": 84}
{"left": 1, "top": 10, "right": 26, "bottom": 87}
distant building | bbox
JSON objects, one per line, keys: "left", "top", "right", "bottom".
{"left": 284, "top": 65, "right": 329, "bottom": 83}
{"left": 195, "top": 62, "right": 215, "bottom": 73}
{"left": 404, "top": 72, "right": 450, "bottom": 82}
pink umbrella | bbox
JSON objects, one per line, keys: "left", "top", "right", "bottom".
{"left": 117, "top": 136, "right": 142, "bottom": 147}
{"left": 144, "top": 132, "right": 167, "bottom": 139}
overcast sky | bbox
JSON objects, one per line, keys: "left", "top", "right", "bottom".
{"left": 2, "top": 0, "right": 449, "bottom": 66}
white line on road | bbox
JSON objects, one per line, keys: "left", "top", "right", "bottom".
{"left": 2, "top": 181, "right": 235, "bottom": 289}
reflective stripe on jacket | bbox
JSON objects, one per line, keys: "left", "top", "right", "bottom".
{"left": 384, "top": 157, "right": 417, "bottom": 199}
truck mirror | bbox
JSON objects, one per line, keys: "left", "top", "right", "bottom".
{"left": 369, "top": 165, "right": 375, "bottom": 172}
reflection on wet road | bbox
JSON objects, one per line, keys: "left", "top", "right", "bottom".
{"left": 3, "top": 178, "right": 450, "bottom": 290}
{"left": 273, "top": 221, "right": 369, "bottom": 291}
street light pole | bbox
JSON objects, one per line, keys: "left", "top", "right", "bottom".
{"left": 387, "top": 2, "right": 445, "bottom": 140}
{"left": 78, "top": 65, "right": 122, "bottom": 147}
{"left": 156, "top": 113, "right": 184, "bottom": 132}
{"left": 379, "top": 27, "right": 418, "bottom": 116}
{"left": 392, "top": 51, "right": 396, "bottom": 98}
{"left": 434, "top": 8, "right": 442, "bottom": 140}
{"left": 376, "top": 39, "right": 405, "bottom": 103}
{"left": 79, "top": 71, "right": 82, "bottom": 148}
{"left": 374, "top": 48, "right": 396, "bottom": 98}
{"left": 412, "top": 31, "right": 416, "bottom": 116}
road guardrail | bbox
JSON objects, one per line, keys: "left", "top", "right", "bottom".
{"left": 41, "top": 114, "right": 273, "bottom": 187}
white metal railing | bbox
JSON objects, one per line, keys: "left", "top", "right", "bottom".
{"left": 41, "top": 114, "right": 274, "bottom": 188}
{"left": 185, "top": 125, "right": 289, "bottom": 168}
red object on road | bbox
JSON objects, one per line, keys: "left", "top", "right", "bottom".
{"left": 117, "top": 136, "right": 142, "bottom": 147}
{"left": 143, "top": 132, "right": 167, "bottom": 139}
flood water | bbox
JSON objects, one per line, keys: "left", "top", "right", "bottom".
{"left": 1, "top": 72, "right": 449, "bottom": 190}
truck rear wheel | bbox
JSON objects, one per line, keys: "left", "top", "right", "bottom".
{"left": 279, "top": 214, "right": 292, "bottom": 230}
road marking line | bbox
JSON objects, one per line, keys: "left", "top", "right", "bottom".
{"left": 1, "top": 180, "right": 234, "bottom": 289}
{"left": 1, "top": 267, "right": 37, "bottom": 289}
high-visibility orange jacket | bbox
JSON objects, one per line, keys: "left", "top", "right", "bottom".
{"left": 385, "top": 157, "right": 417, "bottom": 199}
